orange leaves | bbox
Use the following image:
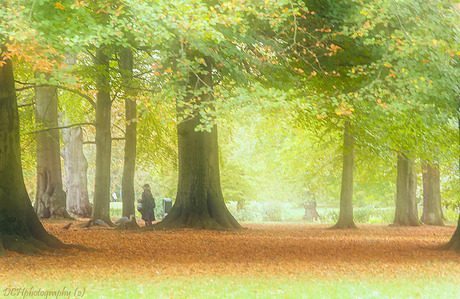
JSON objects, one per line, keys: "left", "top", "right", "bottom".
{"left": 5, "top": 40, "right": 64, "bottom": 73}
{"left": 0, "top": 221, "right": 457, "bottom": 280}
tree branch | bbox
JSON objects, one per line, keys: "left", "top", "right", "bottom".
{"left": 15, "top": 81, "right": 96, "bottom": 108}
{"left": 28, "top": 122, "right": 95, "bottom": 135}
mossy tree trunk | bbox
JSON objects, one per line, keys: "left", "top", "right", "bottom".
{"left": 33, "top": 76, "right": 71, "bottom": 219}
{"left": 63, "top": 126, "right": 92, "bottom": 218}
{"left": 393, "top": 153, "right": 420, "bottom": 226}
{"left": 0, "top": 46, "right": 64, "bottom": 255}
{"left": 331, "top": 121, "right": 357, "bottom": 229}
{"left": 90, "top": 48, "right": 112, "bottom": 225}
{"left": 119, "top": 47, "right": 138, "bottom": 228}
{"left": 154, "top": 57, "right": 241, "bottom": 230}
{"left": 421, "top": 161, "right": 444, "bottom": 226}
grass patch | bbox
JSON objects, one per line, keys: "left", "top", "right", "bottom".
{"left": 2, "top": 274, "right": 459, "bottom": 298}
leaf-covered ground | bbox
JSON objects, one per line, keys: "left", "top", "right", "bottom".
{"left": 1, "top": 220, "right": 459, "bottom": 297}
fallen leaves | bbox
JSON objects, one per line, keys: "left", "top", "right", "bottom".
{"left": 0, "top": 221, "right": 459, "bottom": 282}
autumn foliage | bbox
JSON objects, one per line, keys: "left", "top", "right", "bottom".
{"left": 1, "top": 220, "right": 458, "bottom": 282}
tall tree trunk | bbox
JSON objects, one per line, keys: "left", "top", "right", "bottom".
{"left": 393, "top": 153, "right": 420, "bottom": 226}
{"left": 63, "top": 126, "right": 92, "bottom": 218}
{"left": 33, "top": 76, "right": 71, "bottom": 219}
{"left": 91, "top": 48, "right": 112, "bottom": 225}
{"left": 331, "top": 121, "right": 357, "bottom": 229}
{"left": 421, "top": 161, "right": 444, "bottom": 226}
{"left": 119, "top": 47, "right": 137, "bottom": 223}
{"left": 444, "top": 107, "right": 460, "bottom": 251}
{"left": 0, "top": 46, "right": 64, "bottom": 255}
{"left": 154, "top": 57, "right": 241, "bottom": 230}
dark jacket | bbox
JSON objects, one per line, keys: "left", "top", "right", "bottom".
{"left": 139, "top": 189, "right": 155, "bottom": 221}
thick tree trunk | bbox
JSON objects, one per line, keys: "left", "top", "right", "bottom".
{"left": 119, "top": 48, "right": 137, "bottom": 221}
{"left": 91, "top": 48, "right": 112, "bottom": 225}
{"left": 154, "top": 57, "right": 241, "bottom": 230}
{"left": 33, "top": 77, "right": 71, "bottom": 219}
{"left": 331, "top": 121, "right": 357, "bottom": 229}
{"left": 63, "top": 126, "right": 92, "bottom": 218}
{"left": 0, "top": 46, "right": 64, "bottom": 255}
{"left": 444, "top": 109, "right": 460, "bottom": 251}
{"left": 393, "top": 154, "right": 420, "bottom": 226}
{"left": 421, "top": 161, "right": 444, "bottom": 226}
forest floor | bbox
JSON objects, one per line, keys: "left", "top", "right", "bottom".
{"left": 0, "top": 220, "right": 459, "bottom": 298}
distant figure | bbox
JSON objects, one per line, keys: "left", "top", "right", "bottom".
{"left": 137, "top": 184, "right": 155, "bottom": 226}
{"left": 303, "top": 191, "right": 320, "bottom": 221}
{"left": 111, "top": 191, "right": 118, "bottom": 202}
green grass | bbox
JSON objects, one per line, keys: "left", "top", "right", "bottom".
{"left": 3, "top": 274, "right": 459, "bottom": 298}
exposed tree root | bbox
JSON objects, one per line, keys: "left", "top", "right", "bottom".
{"left": 439, "top": 229, "right": 460, "bottom": 252}
{"left": 330, "top": 220, "right": 358, "bottom": 230}
{"left": 148, "top": 207, "right": 242, "bottom": 231}
{"left": 0, "top": 213, "right": 62, "bottom": 256}
{"left": 0, "top": 236, "right": 6, "bottom": 257}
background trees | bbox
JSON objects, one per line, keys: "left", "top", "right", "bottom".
{"left": 1, "top": 0, "right": 459, "bottom": 251}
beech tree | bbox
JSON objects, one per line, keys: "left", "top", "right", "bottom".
{"left": 136, "top": 0, "right": 298, "bottom": 229}
{"left": 421, "top": 161, "right": 444, "bottom": 226}
{"left": 393, "top": 154, "right": 420, "bottom": 226}
{"left": 119, "top": 47, "right": 138, "bottom": 224}
{"left": 34, "top": 81, "right": 71, "bottom": 219}
{"left": 63, "top": 126, "right": 92, "bottom": 218}
{"left": 0, "top": 45, "right": 65, "bottom": 255}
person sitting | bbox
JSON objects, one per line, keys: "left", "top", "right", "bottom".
{"left": 137, "top": 184, "right": 155, "bottom": 226}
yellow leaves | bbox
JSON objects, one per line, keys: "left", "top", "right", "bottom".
{"left": 55, "top": 2, "right": 66, "bottom": 10}
{"left": 432, "top": 39, "right": 438, "bottom": 46}
{"left": 360, "top": 9, "right": 369, "bottom": 16}
{"left": 383, "top": 62, "right": 392, "bottom": 68}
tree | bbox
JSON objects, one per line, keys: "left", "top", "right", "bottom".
{"left": 421, "top": 161, "right": 444, "bottom": 226}
{"left": 63, "top": 126, "right": 92, "bottom": 218}
{"left": 393, "top": 153, "right": 420, "bottom": 226}
{"left": 90, "top": 48, "right": 113, "bottom": 225}
{"left": 155, "top": 57, "right": 241, "bottom": 229}
{"left": 33, "top": 79, "right": 71, "bottom": 219}
{"left": 0, "top": 45, "right": 64, "bottom": 255}
{"left": 332, "top": 121, "right": 357, "bottom": 229}
{"left": 119, "top": 47, "right": 138, "bottom": 226}
{"left": 443, "top": 106, "right": 460, "bottom": 251}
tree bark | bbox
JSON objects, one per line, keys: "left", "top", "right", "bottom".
{"left": 118, "top": 47, "right": 139, "bottom": 229}
{"left": 331, "top": 121, "right": 357, "bottom": 229}
{"left": 0, "top": 46, "right": 64, "bottom": 255}
{"left": 63, "top": 126, "right": 92, "bottom": 218}
{"left": 90, "top": 48, "right": 112, "bottom": 225}
{"left": 33, "top": 76, "right": 71, "bottom": 219}
{"left": 393, "top": 153, "right": 420, "bottom": 226}
{"left": 444, "top": 108, "right": 460, "bottom": 251}
{"left": 153, "top": 57, "right": 241, "bottom": 230}
{"left": 421, "top": 161, "right": 444, "bottom": 226}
